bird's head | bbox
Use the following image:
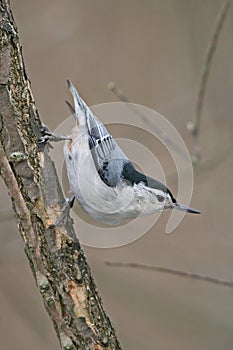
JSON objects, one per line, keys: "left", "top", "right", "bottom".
{"left": 146, "top": 177, "right": 200, "bottom": 214}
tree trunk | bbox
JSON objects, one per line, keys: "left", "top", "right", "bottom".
{"left": 0, "top": 1, "right": 122, "bottom": 349}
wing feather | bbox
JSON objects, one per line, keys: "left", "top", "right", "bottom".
{"left": 68, "top": 81, "right": 128, "bottom": 185}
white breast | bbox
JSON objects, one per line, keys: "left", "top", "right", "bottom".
{"left": 64, "top": 125, "right": 165, "bottom": 225}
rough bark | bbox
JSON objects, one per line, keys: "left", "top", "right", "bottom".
{"left": 0, "top": 1, "right": 122, "bottom": 349}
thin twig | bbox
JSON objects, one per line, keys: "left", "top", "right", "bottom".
{"left": 105, "top": 261, "right": 233, "bottom": 288}
{"left": 187, "top": 0, "right": 230, "bottom": 162}
{"left": 166, "top": 145, "right": 231, "bottom": 185}
{"left": 107, "top": 82, "right": 187, "bottom": 158}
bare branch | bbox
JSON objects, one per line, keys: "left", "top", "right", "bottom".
{"left": 107, "top": 81, "right": 187, "bottom": 158}
{"left": 106, "top": 262, "right": 233, "bottom": 288}
{"left": 187, "top": 0, "right": 230, "bottom": 162}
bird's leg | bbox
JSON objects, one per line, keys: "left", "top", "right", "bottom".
{"left": 39, "top": 124, "right": 74, "bottom": 227}
{"left": 39, "top": 123, "right": 71, "bottom": 144}
{"left": 49, "top": 195, "right": 75, "bottom": 228}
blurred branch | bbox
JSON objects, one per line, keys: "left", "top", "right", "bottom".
{"left": 166, "top": 145, "right": 231, "bottom": 185}
{"left": 0, "top": 1, "right": 122, "bottom": 349}
{"left": 108, "top": 1, "right": 230, "bottom": 166}
{"left": 187, "top": 0, "right": 230, "bottom": 162}
{"left": 106, "top": 262, "right": 233, "bottom": 288}
{"left": 107, "top": 82, "right": 187, "bottom": 158}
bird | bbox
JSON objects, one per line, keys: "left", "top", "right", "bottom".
{"left": 62, "top": 80, "right": 200, "bottom": 225}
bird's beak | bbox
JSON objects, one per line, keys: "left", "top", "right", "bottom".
{"left": 174, "top": 202, "right": 201, "bottom": 214}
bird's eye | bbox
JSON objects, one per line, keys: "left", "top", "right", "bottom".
{"left": 157, "top": 195, "right": 164, "bottom": 202}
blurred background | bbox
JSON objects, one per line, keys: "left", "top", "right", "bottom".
{"left": 1, "top": 0, "right": 233, "bottom": 349}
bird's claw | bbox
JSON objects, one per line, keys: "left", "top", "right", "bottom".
{"left": 49, "top": 196, "right": 75, "bottom": 228}
{"left": 39, "top": 123, "right": 71, "bottom": 144}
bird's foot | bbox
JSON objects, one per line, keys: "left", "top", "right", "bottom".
{"left": 49, "top": 195, "right": 75, "bottom": 228}
{"left": 39, "top": 123, "right": 71, "bottom": 144}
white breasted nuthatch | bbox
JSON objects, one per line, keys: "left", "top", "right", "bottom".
{"left": 62, "top": 81, "right": 200, "bottom": 225}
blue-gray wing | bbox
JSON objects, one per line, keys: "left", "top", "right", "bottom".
{"left": 87, "top": 114, "right": 128, "bottom": 187}
{"left": 67, "top": 80, "right": 128, "bottom": 187}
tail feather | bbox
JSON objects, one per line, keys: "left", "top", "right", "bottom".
{"left": 65, "top": 100, "right": 75, "bottom": 115}
{"left": 67, "top": 79, "right": 89, "bottom": 127}
{"left": 67, "top": 80, "right": 109, "bottom": 140}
